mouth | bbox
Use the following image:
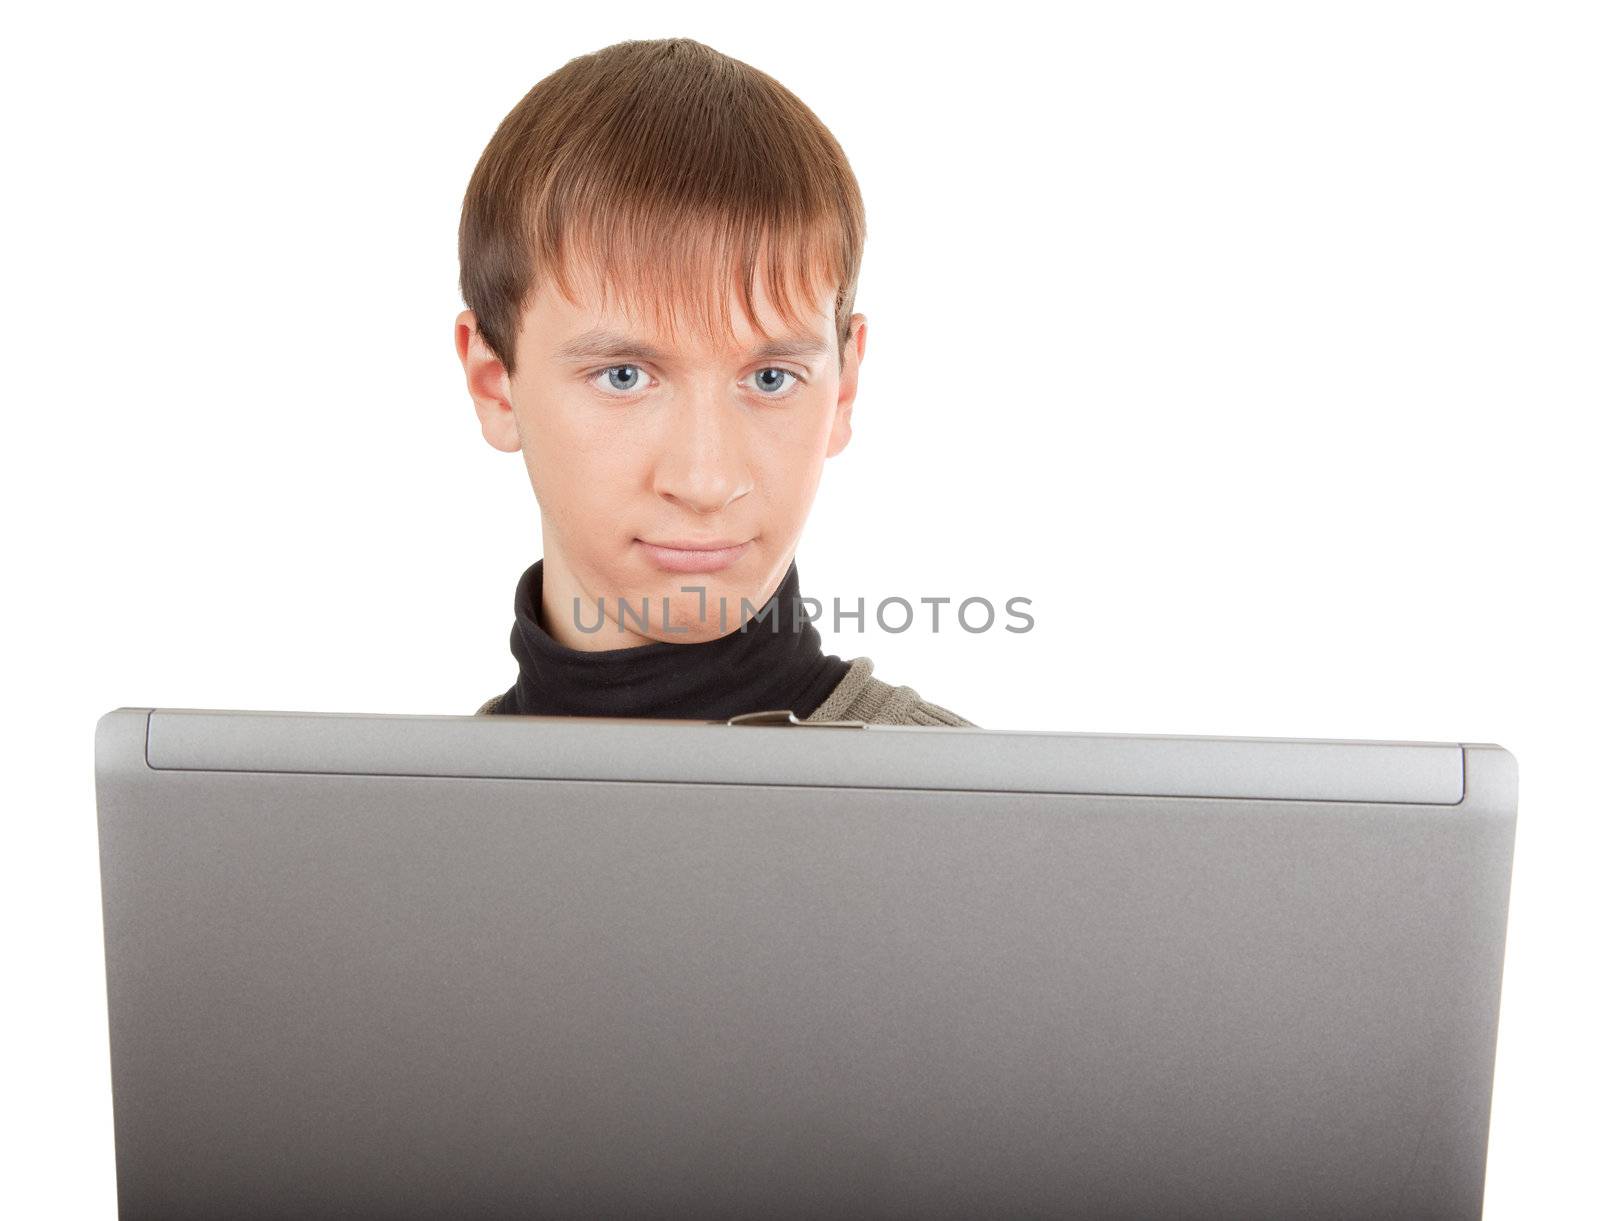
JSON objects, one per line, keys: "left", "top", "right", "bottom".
{"left": 634, "top": 537, "right": 754, "bottom": 574}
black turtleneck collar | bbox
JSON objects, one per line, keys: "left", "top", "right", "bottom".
{"left": 490, "top": 557, "right": 852, "bottom": 721}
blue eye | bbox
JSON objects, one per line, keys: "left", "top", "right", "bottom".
{"left": 749, "top": 368, "right": 802, "bottom": 397}
{"left": 599, "top": 365, "right": 645, "bottom": 393}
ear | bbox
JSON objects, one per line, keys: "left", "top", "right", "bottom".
{"left": 455, "top": 309, "right": 522, "bottom": 454}
{"left": 825, "top": 312, "right": 866, "bottom": 459}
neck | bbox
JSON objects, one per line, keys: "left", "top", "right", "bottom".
{"left": 494, "top": 554, "right": 852, "bottom": 721}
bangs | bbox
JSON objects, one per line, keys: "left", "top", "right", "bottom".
{"left": 535, "top": 203, "right": 850, "bottom": 355}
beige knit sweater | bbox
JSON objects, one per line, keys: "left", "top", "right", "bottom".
{"left": 474, "top": 655, "right": 975, "bottom": 727}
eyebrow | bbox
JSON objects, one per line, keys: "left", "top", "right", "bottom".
{"left": 551, "top": 327, "right": 831, "bottom": 364}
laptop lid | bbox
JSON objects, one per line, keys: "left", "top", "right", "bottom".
{"left": 94, "top": 708, "right": 1517, "bottom": 1219}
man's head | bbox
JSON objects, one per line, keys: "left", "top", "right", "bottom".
{"left": 454, "top": 38, "right": 867, "bottom": 650}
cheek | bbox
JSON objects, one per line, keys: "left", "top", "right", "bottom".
{"left": 754, "top": 413, "right": 829, "bottom": 508}
{"left": 522, "top": 397, "right": 639, "bottom": 497}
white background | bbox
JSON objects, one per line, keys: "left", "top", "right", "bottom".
{"left": 4, "top": 2, "right": 1595, "bottom": 1214}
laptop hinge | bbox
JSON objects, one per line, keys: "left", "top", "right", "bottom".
{"left": 725, "top": 709, "right": 868, "bottom": 728}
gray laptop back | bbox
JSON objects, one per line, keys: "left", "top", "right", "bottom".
{"left": 94, "top": 708, "right": 1518, "bottom": 1220}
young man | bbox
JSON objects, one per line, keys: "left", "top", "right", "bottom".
{"left": 456, "top": 37, "right": 972, "bottom": 728}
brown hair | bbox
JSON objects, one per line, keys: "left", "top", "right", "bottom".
{"left": 458, "top": 37, "right": 866, "bottom": 378}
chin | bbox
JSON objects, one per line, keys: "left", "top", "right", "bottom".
{"left": 649, "top": 572, "right": 763, "bottom": 640}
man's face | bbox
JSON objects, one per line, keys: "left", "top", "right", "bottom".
{"left": 457, "top": 264, "right": 863, "bottom": 648}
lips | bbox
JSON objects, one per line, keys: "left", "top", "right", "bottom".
{"left": 643, "top": 538, "right": 748, "bottom": 551}
{"left": 635, "top": 537, "right": 753, "bottom": 574}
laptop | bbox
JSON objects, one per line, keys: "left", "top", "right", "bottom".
{"left": 94, "top": 707, "right": 1518, "bottom": 1220}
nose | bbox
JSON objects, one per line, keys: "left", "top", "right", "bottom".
{"left": 650, "top": 387, "right": 754, "bottom": 516}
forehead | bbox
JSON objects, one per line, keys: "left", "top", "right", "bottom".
{"left": 520, "top": 254, "right": 838, "bottom": 360}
